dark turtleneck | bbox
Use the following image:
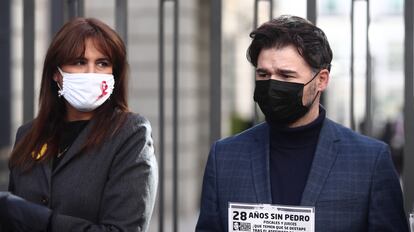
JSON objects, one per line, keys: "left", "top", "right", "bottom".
{"left": 52, "top": 120, "right": 89, "bottom": 170}
{"left": 269, "top": 107, "right": 326, "bottom": 205}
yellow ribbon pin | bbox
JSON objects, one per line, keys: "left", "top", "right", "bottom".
{"left": 32, "top": 143, "right": 47, "bottom": 160}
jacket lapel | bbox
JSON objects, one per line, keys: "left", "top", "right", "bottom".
{"left": 41, "top": 162, "right": 52, "bottom": 189}
{"left": 250, "top": 123, "right": 272, "bottom": 204}
{"left": 52, "top": 121, "right": 93, "bottom": 175}
{"left": 300, "top": 119, "right": 340, "bottom": 206}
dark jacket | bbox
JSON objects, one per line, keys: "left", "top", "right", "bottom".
{"left": 8, "top": 113, "right": 158, "bottom": 232}
{"left": 196, "top": 118, "right": 408, "bottom": 231}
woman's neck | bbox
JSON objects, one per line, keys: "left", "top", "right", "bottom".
{"left": 65, "top": 103, "right": 94, "bottom": 121}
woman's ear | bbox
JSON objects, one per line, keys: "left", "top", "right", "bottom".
{"left": 317, "top": 69, "right": 330, "bottom": 92}
{"left": 53, "top": 70, "right": 62, "bottom": 83}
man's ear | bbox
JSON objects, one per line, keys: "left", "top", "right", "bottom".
{"left": 317, "top": 69, "right": 330, "bottom": 92}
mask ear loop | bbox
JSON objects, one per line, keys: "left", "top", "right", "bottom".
{"left": 56, "top": 67, "right": 64, "bottom": 97}
{"left": 304, "top": 70, "right": 321, "bottom": 86}
{"left": 57, "top": 82, "right": 63, "bottom": 97}
{"left": 304, "top": 70, "right": 322, "bottom": 108}
{"left": 307, "top": 90, "right": 320, "bottom": 108}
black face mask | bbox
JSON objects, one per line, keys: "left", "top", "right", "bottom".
{"left": 254, "top": 71, "right": 320, "bottom": 126}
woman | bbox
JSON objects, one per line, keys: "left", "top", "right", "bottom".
{"left": 0, "top": 17, "right": 158, "bottom": 232}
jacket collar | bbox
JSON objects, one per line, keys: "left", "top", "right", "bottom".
{"left": 249, "top": 118, "right": 340, "bottom": 206}
{"left": 250, "top": 122, "right": 272, "bottom": 203}
{"left": 41, "top": 120, "right": 94, "bottom": 178}
{"left": 300, "top": 118, "right": 340, "bottom": 206}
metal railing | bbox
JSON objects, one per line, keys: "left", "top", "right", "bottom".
{"left": 23, "top": 0, "right": 35, "bottom": 124}
{"left": 404, "top": 0, "right": 414, "bottom": 214}
{"left": 0, "top": 0, "right": 11, "bottom": 147}
{"left": 158, "top": 0, "right": 179, "bottom": 231}
{"left": 209, "top": 0, "right": 222, "bottom": 145}
{"left": 350, "top": 0, "right": 372, "bottom": 134}
{"left": 253, "top": 0, "right": 274, "bottom": 124}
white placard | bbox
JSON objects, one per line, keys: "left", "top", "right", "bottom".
{"left": 229, "top": 202, "right": 315, "bottom": 232}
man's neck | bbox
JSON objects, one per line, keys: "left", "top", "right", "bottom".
{"left": 288, "top": 102, "right": 320, "bottom": 128}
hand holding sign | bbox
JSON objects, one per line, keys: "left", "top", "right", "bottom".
{"left": 229, "top": 202, "right": 315, "bottom": 232}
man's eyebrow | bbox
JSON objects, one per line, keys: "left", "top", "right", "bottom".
{"left": 255, "top": 68, "right": 298, "bottom": 75}
{"left": 277, "top": 68, "right": 298, "bottom": 75}
{"left": 255, "top": 68, "right": 270, "bottom": 73}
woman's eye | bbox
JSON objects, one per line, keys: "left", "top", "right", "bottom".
{"left": 98, "top": 62, "right": 107, "bottom": 67}
{"left": 73, "top": 60, "right": 86, "bottom": 65}
{"left": 97, "top": 61, "right": 111, "bottom": 67}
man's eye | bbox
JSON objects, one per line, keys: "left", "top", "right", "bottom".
{"left": 279, "top": 73, "right": 295, "bottom": 79}
{"left": 257, "top": 72, "right": 269, "bottom": 78}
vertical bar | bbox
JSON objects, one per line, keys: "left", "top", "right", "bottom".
{"left": 210, "top": 0, "right": 222, "bottom": 145}
{"left": 269, "top": 0, "right": 273, "bottom": 20}
{"left": 307, "top": 0, "right": 325, "bottom": 106}
{"left": 253, "top": 0, "right": 274, "bottom": 124}
{"left": 67, "top": 0, "right": 84, "bottom": 19}
{"left": 0, "top": 0, "right": 11, "bottom": 147}
{"left": 158, "top": 0, "right": 165, "bottom": 231}
{"left": 159, "top": 1, "right": 179, "bottom": 230}
{"left": 79, "top": 0, "right": 85, "bottom": 17}
{"left": 115, "top": 0, "right": 128, "bottom": 45}
{"left": 23, "top": 0, "right": 35, "bottom": 123}
{"left": 172, "top": 0, "right": 179, "bottom": 231}
{"left": 50, "top": 0, "right": 65, "bottom": 38}
{"left": 253, "top": 0, "right": 259, "bottom": 124}
{"left": 350, "top": 0, "right": 356, "bottom": 131}
{"left": 365, "top": 0, "right": 373, "bottom": 136}
{"left": 306, "top": 0, "right": 317, "bottom": 24}
{"left": 253, "top": 0, "right": 258, "bottom": 32}
{"left": 403, "top": 0, "right": 414, "bottom": 214}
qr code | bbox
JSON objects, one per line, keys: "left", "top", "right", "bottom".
{"left": 232, "top": 222, "right": 251, "bottom": 231}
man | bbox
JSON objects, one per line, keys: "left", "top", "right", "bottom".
{"left": 196, "top": 15, "right": 408, "bottom": 231}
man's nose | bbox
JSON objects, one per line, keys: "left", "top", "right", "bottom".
{"left": 270, "top": 75, "right": 283, "bottom": 81}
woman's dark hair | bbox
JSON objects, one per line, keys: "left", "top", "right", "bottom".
{"left": 247, "top": 15, "right": 332, "bottom": 71}
{"left": 10, "top": 17, "right": 130, "bottom": 170}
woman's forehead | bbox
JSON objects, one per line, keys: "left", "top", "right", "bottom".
{"left": 82, "top": 38, "right": 110, "bottom": 59}
{"left": 67, "top": 36, "right": 112, "bottom": 61}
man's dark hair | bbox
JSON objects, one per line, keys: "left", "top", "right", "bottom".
{"left": 247, "top": 15, "right": 332, "bottom": 71}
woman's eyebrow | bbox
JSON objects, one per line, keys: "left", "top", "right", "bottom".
{"left": 96, "top": 57, "right": 110, "bottom": 61}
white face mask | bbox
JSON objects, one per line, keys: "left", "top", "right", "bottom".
{"left": 57, "top": 67, "right": 115, "bottom": 112}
